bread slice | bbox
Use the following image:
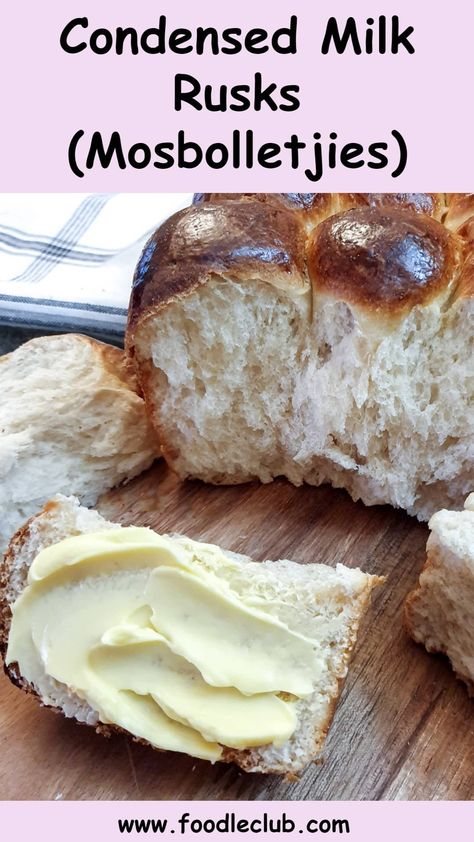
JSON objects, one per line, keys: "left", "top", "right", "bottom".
{"left": 127, "top": 193, "right": 474, "bottom": 522}
{"left": 0, "top": 334, "right": 159, "bottom": 555}
{"left": 0, "top": 495, "right": 382, "bottom": 775}
{"left": 405, "top": 493, "right": 474, "bottom": 691}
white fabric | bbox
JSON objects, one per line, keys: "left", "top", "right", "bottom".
{"left": 0, "top": 193, "right": 192, "bottom": 335}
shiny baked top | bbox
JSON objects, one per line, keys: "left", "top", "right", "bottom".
{"left": 130, "top": 199, "right": 306, "bottom": 328}
{"left": 128, "top": 193, "right": 472, "bottom": 334}
{"left": 308, "top": 206, "right": 459, "bottom": 310}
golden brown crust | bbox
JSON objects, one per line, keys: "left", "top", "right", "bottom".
{"left": 128, "top": 193, "right": 469, "bottom": 357}
{"left": 127, "top": 200, "right": 307, "bottom": 340}
{"left": 128, "top": 194, "right": 473, "bottom": 348}
{"left": 308, "top": 207, "right": 462, "bottom": 312}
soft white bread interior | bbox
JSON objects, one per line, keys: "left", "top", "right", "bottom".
{"left": 0, "top": 495, "right": 382, "bottom": 775}
{"left": 127, "top": 193, "right": 474, "bottom": 521}
{"left": 0, "top": 334, "right": 159, "bottom": 555}
{"left": 405, "top": 493, "right": 474, "bottom": 691}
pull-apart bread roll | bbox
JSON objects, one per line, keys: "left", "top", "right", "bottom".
{"left": 1, "top": 495, "right": 381, "bottom": 775}
{"left": 0, "top": 334, "right": 158, "bottom": 554}
{"left": 405, "top": 493, "right": 474, "bottom": 692}
{"left": 127, "top": 193, "right": 474, "bottom": 521}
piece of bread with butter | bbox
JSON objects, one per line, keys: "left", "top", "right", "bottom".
{"left": 127, "top": 192, "right": 474, "bottom": 522}
{"left": 0, "top": 333, "right": 159, "bottom": 556}
{"left": 405, "top": 493, "right": 474, "bottom": 693}
{"left": 0, "top": 495, "right": 382, "bottom": 775}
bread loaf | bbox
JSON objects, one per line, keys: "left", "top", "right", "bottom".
{"left": 0, "top": 334, "right": 159, "bottom": 554}
{"left": 0, "top": 495, "right": 381, "bottom": 775}
{"left": 127, "top": 192, "right": 474, "bottom": 521}
{"left": 405, "top": 493, "right": 474, "bottom": 692}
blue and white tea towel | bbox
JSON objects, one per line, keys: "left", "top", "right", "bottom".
{"left": 0, "top": 193, "right": 192, "bottom": 336}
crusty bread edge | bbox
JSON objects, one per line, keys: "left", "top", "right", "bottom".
{"left": 223, "top": 578, "right": 377, "bottom": 774}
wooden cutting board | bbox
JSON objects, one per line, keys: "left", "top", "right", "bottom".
{"left": 2, "top": 462, "right": 474, "bottom": 801}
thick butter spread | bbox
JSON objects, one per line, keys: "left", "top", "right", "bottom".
{"left": 7, "top": 528, "right": 320, "bottom": 761}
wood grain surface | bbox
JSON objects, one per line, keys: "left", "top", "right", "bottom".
{"left": 2, "top": 462, "right": 473, "bottom": 801}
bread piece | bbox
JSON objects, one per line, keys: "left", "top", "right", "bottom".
{"left": 0, "top": 334, "right": 158, "bottom": 555}
{"left": 0, "top": 495, "right": 381, "bottom": 775}
{"left": 405, "top": 494, "right": 474, "bottom": 691}
{"left": 127, "top": 193, "right": 474, "bottom": 521}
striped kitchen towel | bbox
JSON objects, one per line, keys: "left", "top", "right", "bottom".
{"left": 0, "top": 193, "right": 192, "bottom": 336}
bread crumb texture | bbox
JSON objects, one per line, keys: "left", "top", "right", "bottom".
{"left": 128, "top": 193, "right": 474, "bottom": 521}
{"left": 406, "top": 494, "right": 474, "bottom": 691}
{"left": 0, "top": 334, "right": 158, "bottom": 554}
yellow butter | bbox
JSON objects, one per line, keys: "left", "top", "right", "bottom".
{"left": 91, "top": 627, "right": 297, "bottom": 748}
{"left": 7, "top": 528, "right": 319, "bottom": 760}
{"left": 27, "top": 527, "right": 188, "bottom": 582}
{"left": 146, "top": 566, "right": 317, "bottom": 696}
{"left": 90, "top": 687, "right": 221, "bottom": 761}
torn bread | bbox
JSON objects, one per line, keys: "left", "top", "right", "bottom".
{"left": 127, "top": 192, "right": 474, "bottom": 522}
{"left": 405, "top": 493, "right": 474, "bottom": 692}
{"left": 0, "top": 333, "right": 159, "bottom": 555}
{"left": 0, "top": 495, "right": 382, "bottom": 775}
